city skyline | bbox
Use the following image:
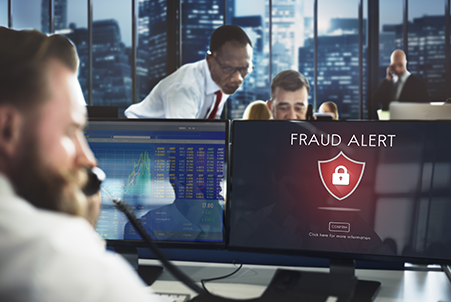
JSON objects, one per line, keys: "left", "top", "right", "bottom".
{"left": 2, "top": 0, "right": 448, "bottom": 120}
{"left": 3, "top": 0, "right": 445, "bottom": 46}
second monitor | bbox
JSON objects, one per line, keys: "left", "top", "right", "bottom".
{"left": 85, "top": 119, "right": 228, "bottom": 248}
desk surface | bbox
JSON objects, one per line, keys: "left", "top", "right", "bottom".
{"left": 142, "top": 260, "right": 451, "bottom": 302}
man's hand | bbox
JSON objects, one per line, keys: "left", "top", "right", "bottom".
{"left": 386, "top": 65, "right": 395, "bottom": 81}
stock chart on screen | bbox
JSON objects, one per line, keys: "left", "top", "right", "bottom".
{"left": 85, "top": 120, "right": 227, "bottom": 242}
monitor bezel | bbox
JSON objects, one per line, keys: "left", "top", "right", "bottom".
{"left": 87, "top": 118, "right": 230, "bottom": 250}
{"left": 227, "top": 119, "right": 451, "bottom": 266}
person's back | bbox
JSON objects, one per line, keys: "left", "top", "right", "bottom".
{"left": 126, "top": 60, "right": 207, "bottom": 118}
{"left": 0, "top": 180, "right": 155, "bottom": 301}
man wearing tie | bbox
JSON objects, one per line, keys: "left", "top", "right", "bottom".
{"left": 125, "top": 25, "right": 253, "bottom": 119}
{"left": 370, "top": 49, "right": 428, "bottom": 119}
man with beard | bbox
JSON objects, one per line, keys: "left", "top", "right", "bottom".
{"left": 0, "top": 27, "right": 166, "bottom": 302}
{"left": 125, "top": 25, "right": 253, "bottom": 119}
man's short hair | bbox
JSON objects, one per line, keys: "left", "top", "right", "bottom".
{"left": 0, "top": 27, "right": 78, "bottom": 111}
{"left": 209, "top": 25, "right": 253, "bottom": 54}
{"left": 270, "top": 70, "right": 310, "bottom": 100}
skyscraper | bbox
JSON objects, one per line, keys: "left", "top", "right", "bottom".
{"left": 41, "top": 0, "right": 67, "bottom": 32}
{"left": 181, "top": 0, "right": 228, "bottom": 64}
{"left": 92, "top": 19, "right": 132, "bottom": 116}
{"left": 407, "top": 16, "right": 446, "bottom": 100}
{"left": 299, "top": 18, "right": 367, "bottom": 120}
{"left": 138, "top": 0, "right": 167, "bottom": 100}
{"left": 266, "top": 0, "right": 304, "bottom": 77}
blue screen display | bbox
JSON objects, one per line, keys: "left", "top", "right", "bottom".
{"left": 86, "top": 120, "right": 227, "bottom": 242}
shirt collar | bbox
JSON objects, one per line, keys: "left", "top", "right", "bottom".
{"left": 203, "top": 59, "right": 221, "bottom": 95}
{"left": 399, "top": 70, "right": 411, "bottom": 83}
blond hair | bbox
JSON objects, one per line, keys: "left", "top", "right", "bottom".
{"left": 242, "top": 101, "right": 272, "bottom": 120}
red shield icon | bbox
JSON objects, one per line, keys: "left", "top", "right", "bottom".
{"left": 318, "top": 151, "right": 365, "bottom": 201}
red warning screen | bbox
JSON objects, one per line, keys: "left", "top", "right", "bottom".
{"left": 229, "top": 121, "right": 451, "bottom": 262}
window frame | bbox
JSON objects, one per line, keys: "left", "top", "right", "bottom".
{"left": 6, "top": 0, "right": 451, "bottom": 119}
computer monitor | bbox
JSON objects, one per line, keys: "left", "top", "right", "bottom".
{"left": 389, "top": 102, "right": 451, "bottom": 120}
{"left": 228, "top": 120, "right": 451, "bottom": 293}
{"left": 85, "top": 119, "right": 228, "bottom": 249}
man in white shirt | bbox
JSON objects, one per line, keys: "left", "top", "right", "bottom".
{"left": 0, "top": 27, "right": 166, "bottom": 302}
{"left": 125, "top": 25, "right": 254, "bottom": 119}
{"left": 370, "top": 49, "right": 429, "bottom": 119}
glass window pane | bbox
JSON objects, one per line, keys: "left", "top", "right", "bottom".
{"left": 271, "top": 0, "right": 305, "bottom": 77}
{"left": 181, "top": 0, "right": 224, "bottom": 65}
{"left": 138, "top": 0, "right": 167, "bottom": 102}
{"left": 297, "top": 1, "right": 315, "bottom": 110}
{"left": 317, "top": 0, "right": 359, "bottom": 120}
{"left": 409, "top": 0, "right": 445, "bottom": 101}
{"left": 60, "top": 0, "right": 88, "bottom": 105}
{"left": 228, "top": 0, "right": 269, "bottom": 120}
{"left": 0, "top": 0, "right": 7, "bottom": 27}
{"left": 11, "top": 0, "right": 45, "bottom": 32}
{"left": 379, "top": 0, "right": 403, "bottom": 84}
{"left": 93, "top": 0, "right": 132, "bottom": 117}
{"left": 362, "top": 0, "right": 368, "bottom": 119}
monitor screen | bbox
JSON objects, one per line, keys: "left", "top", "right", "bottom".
{"left": 85, "top": 119, "right": 228, "bottom": 248}
{"left": 229, "top": 120, "right": 451, "bottom": 265}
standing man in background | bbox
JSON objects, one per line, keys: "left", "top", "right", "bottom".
{"left": 370, "top": 49, "right": 429, "bottom": 119}
{"left": 125, "top": 25, "right": 253, "bottom": 119}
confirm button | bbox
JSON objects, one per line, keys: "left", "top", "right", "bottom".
{"left": 329, "top": 222, "right": 350, "bottom": 233}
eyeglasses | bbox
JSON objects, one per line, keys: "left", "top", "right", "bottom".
{"left": 209, "top": 53, "right": 254, "bottom": 76}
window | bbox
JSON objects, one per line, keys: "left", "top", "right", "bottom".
{"left": 379, "top": 0, "right": 403, "bottom": 85}
{"left": 409, "top": 0, "right": 445, "bottom": 101}
{"left": 61, "top": 0, "right": 88, "bottom": 103}
{"left": 92, "top": 0, "right": 132, "bottom": 116}
{"left": 0, "top": 0, "right": 7, "bottom": 26}
{"left": 137, "top": 0, "right": 168, "bottom": 101}
{"left": 297, "top": 1, "right": 315, "bottom": 107}
{"left": 228, "top": 0, "right": 269, "bottom": 119}
{"left": 317, "top": 0, "right": 359, "bottom": 120}
{"left": 5, "top": 0, "right": 451, "bottom": 119}
{"left": 11, "top": 0, "right": 44, "bottom": 32}
{"left": 181, "top": 0, "right": 224, "bottom": 64}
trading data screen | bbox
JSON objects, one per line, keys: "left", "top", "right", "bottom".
{"left": 229, "top": 121, "right": 451, "bottom": 263}
{"left": 85, "top": 120, "right": 227, "bottom": 243}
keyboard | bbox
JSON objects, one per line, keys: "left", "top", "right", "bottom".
{"left": 154, "top": 292, "right": 190, "bottom": 302}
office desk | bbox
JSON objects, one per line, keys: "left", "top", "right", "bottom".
{"left": 142, "top": 260, "right": 451, "bottom": 302}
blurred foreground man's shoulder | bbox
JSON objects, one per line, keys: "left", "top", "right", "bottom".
{"left": 0, "top": 27, "right": 165, "bottom": 302}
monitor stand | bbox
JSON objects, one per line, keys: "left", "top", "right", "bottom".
{"left": 255, "top": 258, "right": 381, "bottom": 302}
{"left": 114, "top": 246, "right": 163, "bottom": 286}
{"left": 330, "top": 258, "right": 381, "bottom": 302}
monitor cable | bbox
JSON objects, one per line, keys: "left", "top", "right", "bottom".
{"left": 200, "top": 260, "right": 243, "bottom": 295}
{"left": 112, "top": 197, "right": 260, "bottom": 302}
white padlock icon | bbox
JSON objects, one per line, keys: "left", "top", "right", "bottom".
{"left": 332, "top": 165, "right": 349, "bottom": 185}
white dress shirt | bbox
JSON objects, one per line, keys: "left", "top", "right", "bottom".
{"left": 125, "top": 59, "right": 229, "bottom": 119}
{"left": 0, "top": 174, "right": 167, "bottom": 302}
{"left": 393, "top": 70, "right": 411, "bottom": 101}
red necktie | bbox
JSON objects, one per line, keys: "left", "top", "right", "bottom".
{"left": 207, "top": 90, "right": 222, "bottom": 119}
